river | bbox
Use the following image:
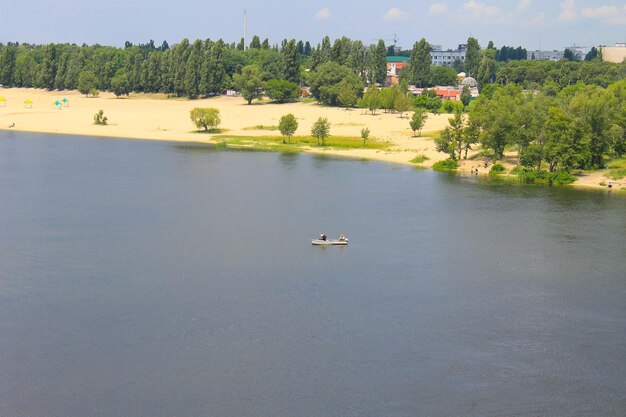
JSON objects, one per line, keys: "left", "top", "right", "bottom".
{"left": 1, "top": 131, "right": 625, "bottom": 416}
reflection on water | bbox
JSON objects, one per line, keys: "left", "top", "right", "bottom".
{"left": 1, "top": 131, "right": 626, "bottom": 417}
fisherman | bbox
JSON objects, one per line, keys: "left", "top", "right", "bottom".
{"left": 339, "top": 234, "right": 346, "bottom": 242}
{"left": 319, "top": 233, "right": 327, "bottom": 241}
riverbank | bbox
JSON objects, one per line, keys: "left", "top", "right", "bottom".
{"left": 0, "top": 88, "right": 621, "bottom": 191}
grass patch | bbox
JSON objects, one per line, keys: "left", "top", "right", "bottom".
{"left": 605, "top": 168, "right": 626, "bottom": 180}
{"left": 410, "top": 155, "right": 429, "bottom": 164}
{"left": 243, "top": 125, "right": 279, "bottom": 131}
{"left": 335, "top": 122, "right": 366, "bottom": 127}
{"left": 299, "top": 97, "right": 317, "bottom": 104}
{"left": 212, "top": 134, "right": 391, "bottom": 151}
{"left": 419, "top": 130, "right": 442, "bottom": 140}
{"left": 193, "top": 128, "right": 229, "bottom": 134}
{"left": 433, "top": 159, "right": 459, "bottom": 171}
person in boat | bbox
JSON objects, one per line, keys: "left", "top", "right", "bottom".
{"left": 319, "top": 234, "right": 327, "bottom": 241}
{"left": 338, "top": 234, "right": 346, "bottom": 242}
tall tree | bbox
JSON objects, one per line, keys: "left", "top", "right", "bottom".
{"left": 373, "top": 40, "right": 388, "bottom": 85}
{"left": 0, "top": 45, "right": 17, "bottom": 86}
{"left": 347, "top": 40, "right": 367, "bottom": 81}
{"left": 282, "top": 39, "right": 300, "bottom": 84}
{"left": 39, "top": 43, "right": 58, "bottom": 89}
{"left": 250, "top": 35, "right": 261, "bottom": 50}
{"left": 410, "top": 38, "right": 431, "bottom": 87}
{"left": 465, "top": 37, "right": 481, "bottom": 77}
{"left": 184, "top": 39, "right": 203, "bottom": 97}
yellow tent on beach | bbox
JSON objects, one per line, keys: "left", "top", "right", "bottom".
{"left": 24, "top": 99, "right": 33, "bottom": 108}
{"left": 0, "top": 97, "right": 6, "bottom": 106}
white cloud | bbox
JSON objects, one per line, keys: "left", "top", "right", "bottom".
{"left": 581, "top": 5, "right": 619, "bottom": 19}
{"left": 383, "top": 7, "right": 409, "bottom": 21}
{"left": 516, "top": 0, "right": 531, "bottom": 12}
{"left": 462, "top": 1, "right": 501, "bottom": 19}
{"left": 558, "top": 0, "right": 577, "bottom": 22}
{"left": 314, "top": 7, "right": 331, "bottom": 21}
{"left": 579, "top": 4, "right": 626, "bottom": 25}
{"left": 429, "top": 3, "right": 448, "bottom": 15}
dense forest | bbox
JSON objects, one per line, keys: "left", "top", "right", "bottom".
{"left": 1, "top": 36, "right": 625, "bottom": 100}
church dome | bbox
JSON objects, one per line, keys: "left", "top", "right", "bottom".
{"left": 461, "top": 77, "right": 478, "bottom": 87}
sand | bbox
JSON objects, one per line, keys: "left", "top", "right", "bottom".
{"left": 0, "top": 88, "right": 620, "bottom": 191}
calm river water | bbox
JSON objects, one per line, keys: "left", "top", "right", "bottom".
{"left": 1, "top": 131, "right": 625, "bottom": 417}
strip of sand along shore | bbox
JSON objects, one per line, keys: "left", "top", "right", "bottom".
{"left": 0, "top": 88, "right": 619, "bottom": 191}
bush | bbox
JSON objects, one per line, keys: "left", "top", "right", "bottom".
{"left": 516, "top": 169, "right": 577, "bottom": 185}
{"left": 442, "top": 100, "right": 463, "bottom": 114}
{"left": 489, "top": 163, "right": 507, "bottom": 175}
{"left": 433, "top": 159, "right": 459, "bottom": 171}
{"left": 93, "top": 110, "right": 108, "bottom": 125}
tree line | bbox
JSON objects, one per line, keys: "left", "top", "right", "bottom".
{"left": 436, "top": 80, "right": 626, "bottom": 175}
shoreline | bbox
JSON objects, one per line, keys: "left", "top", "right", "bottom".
{"left": 0, "top": 88, "right": 621, "bottom": 192}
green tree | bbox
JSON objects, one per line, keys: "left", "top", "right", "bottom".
{"left": 410, "top": 38, "right": 431, "bottom": 87}
{"left": 472, "top": 84, "right": 524, "bottom": 159}
{"left": 307, "top": 61, "right": 363, "bottom": 106}
{"left": 362, "top": 85, "right": 380, "bottom": 114}
{"left": 435, "top": 110, "right": 465, "bottom": 160}
{"left": 429, "top": 66, "right": 457, "bottom": 86}
{"left": 184, "top": 39, "right": 203, "bottom": 98}
{"left": 39, "top": 43, "right": 58, "bottom": 89}
{"left": 278, "top": 113, "right": 298, "bottom": 143}
{"left": 189, "top": 107, "right": 221, "bottom": 131}
{"left": 311, "top": 117, "right": 330, "bottom": 146}
{"left": 78, "top": 70, "right": 97, "bottom": 97}
{"left": 543, "top": 107, "right": 591, "bottom": 171}
{"left": 461, "top": 85, "right": 472, "bottom": 108}
{"left": 250, "top": 35, "right": 261, "bottom": 50}
{"left": 370, "top": 40, "right": 388, "bottom": 85}
{"left": 264, "top": 79, "right": 299, "bottom": 103}
{"left": 111, "top": 69, "right": 130, "bottom": 97}
{"left": 233, "top": 65, "right": 264, "bottom": 104}
{"left": 361, "top": 127, "right": 370, "bottom": 145}
{"left": 462, "top": 115, "right": 481, "bottom": 159}
{"left": 282, "top": 39, "right": 300, "bottom": 84}
{"left": 394, "top": 93, "right": 412, "bottom": 118}
{"left": 477, "top": 53, "right": 496, "bottom": 87}
{"left": 465, "top": 37, "right": 481, "bottom": 77}
{"left": 569, "top": 86, "right": 619, "bottom": 168}
{"left": 410, "top": 109, "right": 428, "bottom": 136}
{"left": 0, "top": 46, "right": 17, "bottom": 86}
{"left": 337, "top": 80, "right": 358, "bottom": 108}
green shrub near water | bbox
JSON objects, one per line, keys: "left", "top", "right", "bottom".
{"left": 433, "top": 159, "right": 459, "bottom": 171}
{"left": 410, "top": 155, "right": 429, "bottom": 164}
{"left": 489, "top": 163, "right": 506, "bottom": 175}
{"left": 512, "top": 168, "right": 577, "bottom": 185}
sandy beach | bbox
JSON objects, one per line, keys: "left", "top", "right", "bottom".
{"left": 0, "top": 88, "right": 619, "bottom": 191}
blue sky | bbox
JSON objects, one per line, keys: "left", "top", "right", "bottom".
{"left": 2, "top": 0, "right": 626, "bottom": 50}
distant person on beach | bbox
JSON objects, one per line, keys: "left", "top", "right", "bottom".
{"left": 608, "top": 181, "right": 613, "bottom": 189}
